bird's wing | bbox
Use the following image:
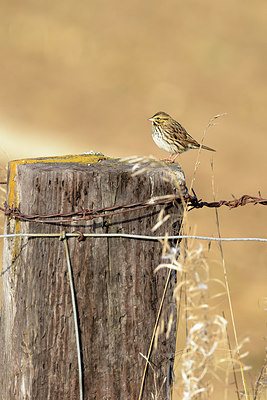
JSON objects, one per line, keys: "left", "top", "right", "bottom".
{"left": 171, "top": 120, "right": 200, "bottom": 147}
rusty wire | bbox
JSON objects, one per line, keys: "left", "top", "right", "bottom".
{"left": 0, "top": 188, "right": 266, "bottom": 225}
{"left": 187, "top": 189, "right": 267, "bottom": 210}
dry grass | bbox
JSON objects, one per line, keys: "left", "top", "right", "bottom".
{"left": 126, "top": 140, "right": 266, "bottom": 400}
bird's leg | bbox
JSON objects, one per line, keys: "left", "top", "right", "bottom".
{"left": 170, "top": 153, "right": 180, "bottom": 163}
{"left": 161, "top": 153, "right": 180, "bottom": 163}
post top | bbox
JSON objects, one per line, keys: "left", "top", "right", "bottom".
{"left": 8, "top": 153, "right": 185, "bottom": 207}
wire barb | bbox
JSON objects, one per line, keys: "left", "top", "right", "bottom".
{"left": 72, "top": 231, "right": 85, "bottom": 242}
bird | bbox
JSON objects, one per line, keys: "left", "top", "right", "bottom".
{"left": 148, "top": 111, "right": 215, "bottom": 163}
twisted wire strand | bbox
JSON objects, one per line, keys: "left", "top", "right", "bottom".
{"left": 0, "top": 232, "right": 266, "bottom": 242}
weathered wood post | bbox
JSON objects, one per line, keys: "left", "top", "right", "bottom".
{"left": 0, "top": 154, "right": 185, "bottom": 400}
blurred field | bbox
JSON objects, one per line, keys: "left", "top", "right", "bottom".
{"left": 0, "top": 0, "right": 266, "bottom": 398}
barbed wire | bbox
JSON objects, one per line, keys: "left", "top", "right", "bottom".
{"left": 188, "top": 190, "right": 267, "bottom": 210}
{"left": 0, "top": 189, "right": 266, "bottom": 224}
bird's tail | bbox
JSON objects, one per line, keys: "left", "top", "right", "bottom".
{"left": 201, "top": 144, "right": 216, "bottom": 152}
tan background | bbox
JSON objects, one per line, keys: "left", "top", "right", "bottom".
{"left": 0, "top": 1, "right": 266, "bottom": 398}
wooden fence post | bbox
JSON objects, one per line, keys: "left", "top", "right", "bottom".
{"left": 0, "top": 154, "right": 185, "bottom": 400}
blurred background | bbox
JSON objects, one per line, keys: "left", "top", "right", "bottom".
{"left": 0, "top": 0, "right": 266, "bottom": 398}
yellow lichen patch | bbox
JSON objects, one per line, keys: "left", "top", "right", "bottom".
{"left": 8, "top": 153, "right": 110, "bottom": 207}
{"left": 8, "top": 160, "right": 20, "bottom": 208}
{"left": 7, "top": 154, "right": 110, "bottom": 258}
{"left": 14, "top": 153, "right": 109, "bottom": 165}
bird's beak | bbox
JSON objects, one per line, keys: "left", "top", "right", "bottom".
{"left": 148, "top": 117, "right": 154, "bottom": 122}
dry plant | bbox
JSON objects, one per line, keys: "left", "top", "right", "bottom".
{"left": 127, "top": 115, "right": 266, "bottom": 400}
{"left": 156, "top": 240, "right": 229, "bottom": 400}
{"left": 253, "top": 351, "right": 267, "bottom": 400}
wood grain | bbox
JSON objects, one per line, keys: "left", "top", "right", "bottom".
{"left": 0, "top": 157, "right": 185, "bottom": 399}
